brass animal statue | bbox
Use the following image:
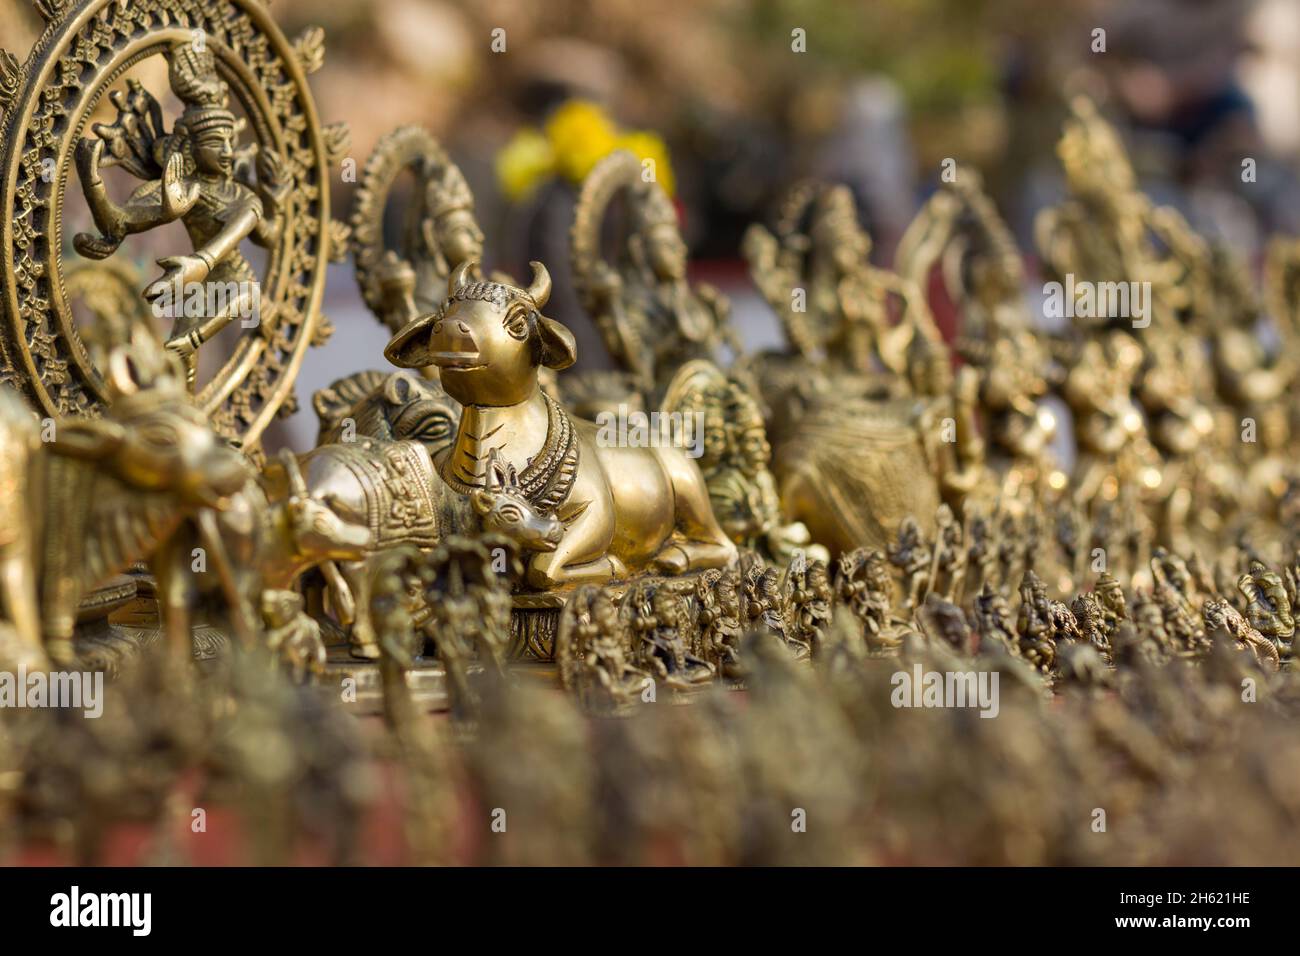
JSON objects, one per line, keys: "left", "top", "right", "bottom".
{"left": 385, "top": 259, "right": 738, "bottom": 589}
{"left": 311, "top": 369, "right": 459, "bottom": 452}
{"left": 257, "top": 453, "right": 378, "bottom": 592}
{"left": 153, "top": 450, "right": 374, "bottom": 669}
{"left": 0, "top": 339, "right": 248, "bottom": 667}
{"left": 264, "top": 436, "right": 562, "bottom": 659}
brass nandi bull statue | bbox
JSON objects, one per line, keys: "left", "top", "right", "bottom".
{"left": 0, "top": 339, "right": 249, "bottom": 667}
{"left": 384, "top": 259, "right": 737, "bottom": 589}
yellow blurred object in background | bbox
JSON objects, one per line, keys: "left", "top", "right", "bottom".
{"left": 496, "top": 128, "right": 557, "bottom": 203}
{"left": 614, "top": 130, "right": 676, "bottom": 197}
{"left": 496, "top": 100, "right": 675, "bottom": 201}
{"left": 545, "top": 100, "right": 620, "bottom": 183}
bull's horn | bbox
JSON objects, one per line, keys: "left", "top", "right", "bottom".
{"left": 484, "top": 448, "right": 503, "bottom": 491}
{"left": 448, "top": 258, "right": 475, "bottom": 295}
{"left": 525, "top": 261, "right": 551, "bottom": 308}
{"left": 280, "top": 449, "right": 309, "bottom": 497}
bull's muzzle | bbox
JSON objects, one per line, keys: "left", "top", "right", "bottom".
{"left": 429, "top": 319, "right": 482, "bottom": 369}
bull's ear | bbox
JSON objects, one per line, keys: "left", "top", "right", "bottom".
{"left": 50, "top": 419, "right": 126, "bottom": 460}
{"left": 535, "top": 314, "right": 577, "bottom": 370}
{"left": 471, "top": 488, "right": 494, "bottom": 516}
{"left": 384, "top": 313, "right": 437, "bottom": 369}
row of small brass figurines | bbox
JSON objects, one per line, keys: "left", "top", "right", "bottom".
{"left": 554, "top": 520, "right": 1295, "bottom": 715}
{"left": 2, "top": 88, "right": 1299, "bottom": 707}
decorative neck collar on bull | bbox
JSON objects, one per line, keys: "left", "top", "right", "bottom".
{"left": 438, "top": 388, "right": 579, "bottom": 514}
{"left": 384, "top": 259, "right": 581, "bottom": 517}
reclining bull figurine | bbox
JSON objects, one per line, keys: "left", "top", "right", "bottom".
{"left": 385, "top": 259, "right": 737, "bottom": 589}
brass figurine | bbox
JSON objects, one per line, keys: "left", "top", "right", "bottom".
{"left": 0, "top": 0, "right": 348, "bottom": 448}
{"left": 4, "top": 5, "right": 1300, "bottom": 871}
{"left": 745, "top": 182, "right": 938, "bottom": 379}
{"left": 660, "top": 359, "right": 822, "bottom": 565}
{"left": 0, "top": 336, "right": 247, "bottom": 667}
{"left": 73, "top": 42, "right": 288, "bottom": 386}
{"left": 385, "top": 260, "right": 737, "bottom": 589}
{"left": 572, "top": 149, "right": 738, "bottom": 393}
{"left": 352, "top": 126, "right": 509, "bottom": 338}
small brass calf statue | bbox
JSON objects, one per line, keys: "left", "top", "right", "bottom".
{"left": 385, "top": 259, "right": 736, "bottom": 589}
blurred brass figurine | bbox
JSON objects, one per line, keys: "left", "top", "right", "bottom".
{"left": 62, "top": 260, "right": 161, "bottom": 371}
{"left": 0, "top": 337, "right": 247, "bottom": 667}
{"left": 746, "top": 182, "right": 938, "bottom": 378}
{"left": 897, "top": 166, "right": 1062, "bottom": 501}
{"left": 572, "top": 150, "right": 738, "bottom": 392}
{"left": 312, "top": 370, "right": 460, "bottom": 451}
{"left": 739, "top": 179, "right": 987, "bottom": 555}
{"left": 556, "top": 585, "right": 648, "bottom": 713}
{"left": 352, "top": 126, "right": 507, "bottom": 337}
{"left": 1035, "top": 95, "right": 1204, "bottom": 331}
{"left": 661, "top": 360, "right": 821, "bottom": 564}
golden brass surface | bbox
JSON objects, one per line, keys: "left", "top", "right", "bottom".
{"left": 4, "top": 8, "right": 1300, "bottom": 868}
{"left": 0, "top": 0, "right": 348, "bottom": 449}
{"left": 351, "top": 125, "right": 512, "bottom": 339}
